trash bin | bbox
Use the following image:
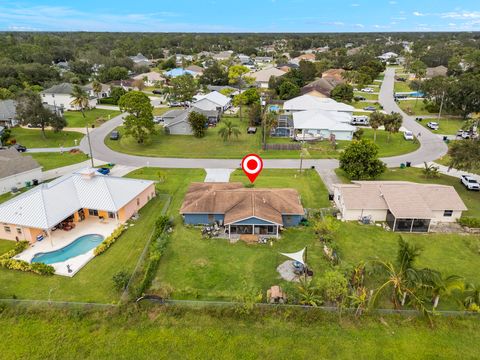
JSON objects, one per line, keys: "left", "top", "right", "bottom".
{"left": 32, "top": 179, "right": 39, "bottom": 186}
{"left": 443, "top": 136, "right": 448, "bottom": 141}
{"left": 328, "top": 193, "right": 334, "bottom": 201}
{"left": 400, "top": 163, "right": 406, "bottom": 169}
{"left": 406, "top": 162, "right": 411, "bottom": 167}
{"left": 311, "top": 166, "right": 315, "bottom": 170}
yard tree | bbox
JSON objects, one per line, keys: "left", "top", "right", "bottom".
{"left": 16, "top": 91, "right": 66, "bottom": 137}
{"left": 118, "top": 91, "right": 155, "bottom": 143}
{"left": 318, "top": 270, "right": 348, "bottom": 308}
{"left": 188, "top": 111, "right": 208, "bottom": 138}
{"left": 248, "top": 102, "right": 262, "bottom": 126}
{"left": 447, "top": 140, "right": 480, "bottom": 172}
{"left": 262, "top": 111, "right": 277, "bottom": 147}
{"left": 409, "top": 60, "right": 427, "bottom": 79}
{"left": 339, "top": 139, "right": 386, "bottom": 180}
{"left": 233, "top": 88, "right": 260, "bottom": 121}
{"left": 0, "top": 88, "right": 14, "bottom": 99}
{"left": 199, "top": 61, "right": 228, "bottom": 86}
{"left": 383, "top": 112, "right": 403, "bottom": 142}
{"left": 278, "top": 80, "right": 300, "bottom": 100}
{"left": 368, "top": 111, "right": 384, "bottom": 142}
{"left": 445, "top": 73, "right": 480, "bottom": 119}
{"left": 170, "top": 74, "right": 198, "bottom": 103}
{"left": 110, "top": 87, "right": 127, "bottom": 104}
{"left": 330, "top": 84, "right": 353, "bottom": 103}
{"left": 132, "top": 79, "right": 145, "bottom": 91}
{"left": 218, "top": 119, "right": 241, "bottom": 142}
{"left": 299, "top": 60, "right": 317, "bottom": 82}
{"left": 92, "top": 80, "right": 102, "bottom": 99}
{"left": 229, "top": 65, "right": 251, "bottom": 121}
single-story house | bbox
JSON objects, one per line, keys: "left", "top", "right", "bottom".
{"left": 163, "top": 107, "right": 220, "bottom": 135}
{"left": 0, "top": 148, "right": 42, "bottom": 195}
{"left": 132, "top": 72, "right": 165, "bottom": 87}
{"left": 289, "top": 53, "right": 316, "bottom": 66}
{"left": 283, "top": 94, "right": 355, "bottom": 115}
{"left": 129, "top": 53, "right": 153, "bottom": 67}
{"left": 213, "top": 51, "right": 234, "bottom": 61}
{"left": 207, "top": 85, "right": 241, "bottom": 96}
{"left": 378, "top": 52, "right": 399, "bottom": 62}
{"left": 0, "top": 100, "right": 19, "bottom": 127}
{"left": 301, "top": 77, "right": 343, "bottom": 97}
{"left": 107, "top": 79, "right": 137, "bottom": 91}
{"left": 175, "top": 54, "right": 194, "bottom": 65}
{"left": 186, "top": 65, "right": 205, "bottom": 76}
{"left": 292, "top": 110, "right": 356, "bottom": 141}
{"left": 84, "top": 82, "right": 111, "bottom": 98}
{"left": 194, "top": 91, "right": 232, "bottom": 112}
{"left": 247, "top": 67, "right": 287, "bottom": 88}
{"left": 41, "top": 83, "right": 97, "bottom": 111}
{"left": 164, "top": 68, "right": 198, "bottom": 78}
{"left": 321, "top": 69, "right": 346, "bottom": 83}
{"left": 180, "top": 183, "right": 305, "bottom": 238}
{"left": 254, "top": 56, "right": 274, "bottom": 65}
{"left": 0, "top": 168, "right": 155, "bottom": 243}
{"left": 333, "top": 181, "right": 467, "bottom": 232}
{"left": 426, "top": 66, "right": 448, "bottom": 79}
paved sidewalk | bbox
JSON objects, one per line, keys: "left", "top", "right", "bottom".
{"left": 109, "top": 165, "right": 140, "bottom": 177}
{"left": 43, "top": 158, "right": 104, "bottom": 180}
{"left": 316, "top": 168, "right": 341, "bottom": 193}
{"left": 27, "top": 146, "right": 80, "bottom": 153}
{"left": 204, "top": 168, "right": 235, "bottom": 182}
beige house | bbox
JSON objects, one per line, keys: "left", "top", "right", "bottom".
{"left": 247, "top": 67, "right": 287, "bottom": 88}
{"left": 333, "top": 181, "right": 467, "bottom": 232}
{"left": 0, "top": 169, "right": 156, "bottom": 243}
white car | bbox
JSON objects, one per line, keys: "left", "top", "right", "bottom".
{"left": 427, "top": 122, "right": 439, "bottom": 130}
{"left": 351, "top": 116, "right": 369, "bottom": 126}
{"left": 403, "top": 131, "right": 414, "bottom": 140}
{"left": 461, "top": 175, "right": 480, "bottom": 191}
{"left": 361, "top": 87, "right": 374, "bottom": 93}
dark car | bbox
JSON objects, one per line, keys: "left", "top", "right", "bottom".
{"left": 110, "top": 130, "right": 120, "bottom": 140}
{"left": 12, "top": 144, "right": 27, "bottom": 152}
{"left": 152, "top": 89, "right": 162, "bottom": 95}
{"left": 354, "top": 96, "right": 366, "bottom": 101}
{"left": 97, "top": 167, "right": 110, "bottom": 175}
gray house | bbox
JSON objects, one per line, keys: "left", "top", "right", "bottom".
{"left": 0, "top": 100, "right": 19, "bottom": 127}
{"left": 180, "top": 183, "right": 305, "bottom": 238}
{"left": 163, "top": 107, "right": 220, "bottom": 135}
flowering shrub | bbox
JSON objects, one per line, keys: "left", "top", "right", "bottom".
{"left": 0, "top": 242, "right": 54, "bottom": 276}
{"left": 94, "top": 225, "right": 126, "bottom": 256}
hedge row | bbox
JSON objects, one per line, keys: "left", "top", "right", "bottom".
{"left": 98, "top": 97, "right": 118, "bottom": 105}
{"left": 94, "top": 225, "right": 126, "bottom": 256}
{"left": 0, "top": 241, "right": 54, "bottom": 275}
{"left": 458, "top": 217, "right": 480, "bottom": 229}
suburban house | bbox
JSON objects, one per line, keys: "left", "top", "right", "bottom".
{"left": 322, "top": 69, "right": 346, "bottom": 83}
{"left": 292, "top": 110, "right": 356, "bottom": 141}
{"left": 207, "top": 85, "right": 240, "bottom": 96}
{"left": 162, "top": 107, "right": 220, "bottom": 135}
{"left": 426, "top": 65, "right": 448, "bottom": 79}
{"left": 84, "top": 82, "right": 111, "bottom": 98}
{"left": 0, "top": 168, "right": 155, "bottom": 243}
{"left": 164, "top": 68, "right": 198, "bottom": 78}
{"left": 0, "top": 100, "right": 19, "bottom": 127}
{"left": 180, "top": 183, "right": 305, "bottom": 238}
{"left": 185, "top": 65, "right": 205, "bottom": 76}
{"left": 283, "top": 94, "right": 355, "bottom": 115}
{"left": 213, "top": 50, "right": 234, "bottom": 61}
{"left": 333, "top": 181, "right": 467, "bottom": 232}
{"left": 107, "top": 79, "right": 137, "bottom": 91}
{"left": 289, "top": 53, "right": 316, "bottom": 66}
{"left": 0, "top": 148, "right": 42, "bottom": 195}
{"left": 301, "top": 77, "right": 343, "bottom": 97}
{"left": 175, "top": 54, "right": 194, "bottom": 65}
{"left": 378, "top": 52, "right": 399, "bottom": 62}
{"left": 193, "top": 91, "right": 232, "bottom": 112}
{"left": 132, "top": 72, "right": 166, "bottom": 87}
{"left": 129, "top": 53, "right": 153, "bottom": 67}
{"left": 41, "top": 83, "right": 97, "bottom": 111}
{"left": 247, "top": 67, "right": 287, "bottom": 88}
{"left": 254, "top": 56, "right": 274, "bottom": 65}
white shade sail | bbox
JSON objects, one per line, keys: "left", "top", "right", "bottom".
{"left": 280, "top": 248, "right": 306, "bottom": 265}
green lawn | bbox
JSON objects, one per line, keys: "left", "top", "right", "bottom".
{"left": 106, "top": 117, "right": 416, "bottom": 159}
{"left": 10, "top": 128, "right": 83, "bottom": 148}
{"left": 397, "top": 100, "right": 436, "bottom": 116}
{"left": 351, "top": 101, "right": 381, "bottom": 110}
{"left": 354, "top": 91, "right": 378, "bottom": 101}
{"left": 24, "top": 152, "right": 89, "bottom": 170}
{"left": 64, "top": 109, "right": 121, "bottom": 128}
{"left": 436, "top": 142, "right": 480, "bottom": 175}
{"left": 394, "top": 81, "right": 413, "bottom": 93}
{"left": 153, "top": 107, "right": 173, "bottom": 116}
{"left": 358, "top": 129, "right": 420, "bottom": 157}
{"left": 0, "top": 307, "right": 479, "bottom": 359}
{"left": 417, "top": 118, "right": 465, "bottom": 135}
{"left": 0, "top": 196, "right": 167, "bottom": 302}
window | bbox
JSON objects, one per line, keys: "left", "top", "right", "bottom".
{"left": 88, "top": 209, "right": 99, "bottom": 216}
{"left": 4, "top": 226, "right": 11, "bottom": 233}
{"left": 108, "top": 212, "right": 115, "bottom": 219}
{"left": 16, "top": 228, "right": 22, "bottom": 234}
{"left": 136, "top": 198, "right": 140, "bottom": 206}
{"left": 444, "top": 210, "right": 453, "bottom": 217}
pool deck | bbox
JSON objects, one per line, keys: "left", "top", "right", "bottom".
{"left": 14, "top": 218, "right": 118, "bottom": 277}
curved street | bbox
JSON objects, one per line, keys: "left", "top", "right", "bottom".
{"left": 80, "top": 67, "right": 447, "bottom": 170}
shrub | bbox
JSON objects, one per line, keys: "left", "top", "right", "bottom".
{"left": 94, "top": 225, "right": 126, "bottom": 256}
{"left": 0, "top": 241, "right": 29, "bottom": 260}
{"left": 98, "top": 97, "right": 117, "bottom": 105}
{"left": 112, "top": 270, "right": 130, "bottom": 292}
{"left": 0, "top": 241, "right": 54, "bottom": 275}
{"left": 458, "top": 217, "right": 480, "bottom": 229}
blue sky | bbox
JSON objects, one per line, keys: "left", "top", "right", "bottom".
{"left": 0, "top": 0, "right": 479, "bottom": 32}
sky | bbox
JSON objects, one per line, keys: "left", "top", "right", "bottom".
{"left": 0, "top": 0, "right": 479, "bottom": 33}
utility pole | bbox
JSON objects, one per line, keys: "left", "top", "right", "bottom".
{"left": 438, "top": 90, "right": 445, "bottom": 125}
{"left": 85, "top": 123, "right": 94, "bottom": 168}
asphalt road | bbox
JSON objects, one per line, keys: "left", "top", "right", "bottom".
{"left": 80, "top": 68, "right": 447, "bottom": 170}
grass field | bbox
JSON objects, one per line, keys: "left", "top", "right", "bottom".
{"left": 0, "top": 307, "right": 479, "bottom": 359}
{"left": 394, "top": 81, "right": 412, "bottom": 93}
{"left": 10, "top": 128, "right": 83, "bottom": 148}
{"left": 354, "top": 91, "right": 379, "bottom": 101}
{"left": 351, "top": 101, "right": 381, "bottom": 110}
{"left": 24, "top": 152, "right": 88, "bottom": 170}
{"left": 105, "top": 117, "right": 417, "bottom": 159}
{"left": 64, "top": 109, "right": 121, "bottom": 127}
{"left": 398, "top": 100, "right": 436, "bottom": 116}
{"left": 417, "top": 118, "right": 465, "bottom": 135}
{"left": 0, "top": 196, "right": 166, "bottom": 302}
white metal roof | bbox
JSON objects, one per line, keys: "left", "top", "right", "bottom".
{"left": 195, "top": 91, "right": 231, "bottom": 108}
{"left": 292, "top": 110, "right": 356, "bottom": 131}
{"left": 283, "top": 94, "right": 355, "bottom": 113}
{"left": 0, "top": 169, "right": 154, "bottom": 229}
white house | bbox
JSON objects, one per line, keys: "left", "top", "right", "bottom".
{"left": 84, "top": 83, "right": 111, "bottom": 98}
{"left": 193, "top": 91, "right": 232, "bottom": 112}
{"left": 333, "top": 181, "right": 467, "bottom": 232}
{"left": 41, "top": 83, "right": 97, "bottom": 111}
{"left": 292, "top": 110, "right": 356, "bottom": 141}
{"left": 283, "top": 94, "right": 355, "bottom": 115}
{"left": 0, "top": 148, "right": 42, "bottom": 195}
{"left": 378, "top": 52, "right": 399, "bottom": 62}
{"left": 0, "top": 100, "right": 20, "bottom": 127}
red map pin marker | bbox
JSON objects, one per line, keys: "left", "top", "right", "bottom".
{"left": 241, "top": 154, "right": 263, "bottom": 183}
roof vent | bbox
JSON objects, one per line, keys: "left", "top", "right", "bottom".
{"left": 78, "top": 168, "right": 97, "bottom": 180}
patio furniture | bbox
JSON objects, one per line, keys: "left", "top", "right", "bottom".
{"left": 267, "top": 285, "right": 287, "bottom": 304}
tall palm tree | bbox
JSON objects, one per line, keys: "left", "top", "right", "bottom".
{"left": 218, "top": 120, "right": 241, "bottom": 142}
{"left": 383, "top": 112, "right": 403, "bottom": 142}
{"left": 71, "top": 84, "right": 94, "bottom": 166}
{"left": 369, "top": 111, "right": 384, "bottom": 142}
{"left": 262, "top": 111, "right": 277, "bottom": 148}
{"left": 419, "top": 270, "right": 464, "bottom": 310}
{"left": 92, "top": 80, "right": 102, "bottom": 100}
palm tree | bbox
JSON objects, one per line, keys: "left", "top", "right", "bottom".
{"left": 262, "top": 111, "right": 277, "bottom": 148}
{"left": 70, "top": 84, "right": 94, "bottom": 167}
{"left": 369, "top": 111, "right": 384, "bottom": 142}
{"left": 383, "top": 112, "right": 403, "bottom": 142}
{"left": 92, "top": 80, "right": 102, "bottom": 99}
{"left": 419, "top": 270, "right": 464, "bottom": 310}
{"left": 463, "top": 283, "right": 480, "bottom": 309}
{"left": 297, "top": 278, "right": 322, "bottom": 306}
{"left": 422, "top": 162, "right": 440, "bottom": 179}
{"left": 218, "top": 120, "right": 241, "bottom": 142}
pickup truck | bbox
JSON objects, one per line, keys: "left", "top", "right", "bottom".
{"left": 461, "top": 175, "right": 480, "bottom": 191}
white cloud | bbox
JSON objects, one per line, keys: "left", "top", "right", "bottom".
{"left": 413, "top": 11, "right": 425, "bottom": 16}
{"left": 351, "top": 3, "right": 360, "bottom": 7}
{"left": 441, "top": 11, "right": 480, "bottom": 19}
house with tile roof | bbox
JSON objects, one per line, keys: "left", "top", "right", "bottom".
{"left": 180, "top": 183, "right": 305, "bottom": 238}
{"left": 0, "top": 168, "right": 155, "bottom": 243}
{"left": 333, "top": 181, "right": 467, "bottom": 232}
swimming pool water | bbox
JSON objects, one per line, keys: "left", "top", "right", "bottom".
{"left": 31, "top": 234, "right": 104, "bottom": 264}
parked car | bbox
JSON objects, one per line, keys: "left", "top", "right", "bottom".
{"left": 27, "top": 123, "right": 41, "bottom": 128}
{"left": 351, "top": 116, "right": 369, "bottom": 126}
{"left": 153, "top": 116, "right": 164, "bottom": 124}
{"left": 96, "top": 167, "right": 110, "bottom": 175}
{"left": 110, "top": 130, "right": 120, "bottom": 140}
{"left": 363, "top": 106, "right": 377, "bottom": 111}
{"left": 152, "top": 89, "right": 162, "bottom": 95}
{"left": 247, "top": 127, "right": 257, "bottom": 134}
{"left": 168, "top": 101, "right": 182, "bottom": 107}
{"left": 354, "top": 95, "right": 366, "bottom": 101}
{"left": 361, "top": 88, "right": 374, "bottom": 93}
{"left": 403, "top": 131, "right": 414, "bottom": 140}
{"left": 461, "top": 175, "right": 480, "bottom": 191}
{"left": 11, "top": 144, "right": 27, "bottom": 152}
{"left": 427, "top": 122, "right": 439, "bottom": 130}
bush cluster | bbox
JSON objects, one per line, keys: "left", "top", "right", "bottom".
{"left": 458, "top": 217, "right": 480, "bottom": 229}
{"left": 0, "top": 241, "right": 54, "bottom": 275}
{"left": 94, "top": 225, "right": 126, "bottom": 256}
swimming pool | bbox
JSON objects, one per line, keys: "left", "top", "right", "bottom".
{"left": 31, "top": 234, "right": 104, "bottom": 265}
{"left": 269, "top": 105, "right": 280, "bottom": 112}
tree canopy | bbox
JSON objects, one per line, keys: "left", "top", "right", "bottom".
{"left": 118, "top": 91, "right": 155, "bottom": 143}
{"left": 339, "top": 139, "right": 386, "bottom": 180}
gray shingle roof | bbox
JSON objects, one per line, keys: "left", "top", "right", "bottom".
{"left": 0, "top": 100, "right": 17, "bottom": 120}
{"left": 0, "top": 148, "right": 41, "bottom": 179}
